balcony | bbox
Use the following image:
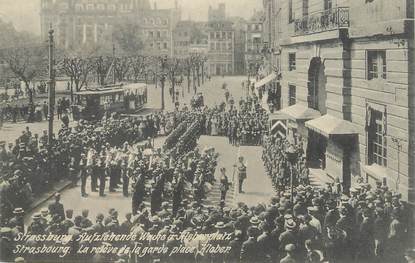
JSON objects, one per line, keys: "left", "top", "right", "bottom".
{"left": 294, "top": 7, "right": 349, "bottom": 36}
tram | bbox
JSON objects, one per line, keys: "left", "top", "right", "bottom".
{"left": 73, "top": 83, "right": 147, "bottom": 120}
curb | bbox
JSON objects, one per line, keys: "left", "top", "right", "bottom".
{"left": 25, "top": 180, "right": 73, "bottom": 215}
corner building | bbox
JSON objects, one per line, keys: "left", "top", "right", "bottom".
{"left": 266, "top": 0, "right": 414, "bottom": 202}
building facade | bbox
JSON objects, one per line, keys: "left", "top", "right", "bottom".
{"left": 245, "top": 10, "right": 264, "bottom": 80}
{"left": 172, "top": 21, "right": 208, "bottom": 58}
{"left": 40, "top": 0, "right": 180, "bottom": 56}
{"left": 206, "top": 4, "right": 235, "bottom": 76}
{"left": 261, "top": 0, "right": 414, "bottom": 202}
{"left": 229, "top": 17, "right": 247, "bottom": 75}
{"left": 207, "top": 21, "right": 235, "bottom": 76}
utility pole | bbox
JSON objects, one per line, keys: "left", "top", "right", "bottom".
{"left": 47, "top": 26, "right": 55, "bottom": 147}
{"left": 160, "top": 56, "right": 166, "bottom": 111}
{"left": 113, "top": 44, "right": 116, "bottom": 84}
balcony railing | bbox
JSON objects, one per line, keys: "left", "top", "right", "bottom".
{"left": 294, "top": 7, "right": 349, "bottom": 36}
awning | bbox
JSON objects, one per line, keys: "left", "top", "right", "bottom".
{"left": 305, "top": 114, "right": 359, "bottom": 137}
{"left": 255, "top": 72, "right": 277, "bottom": 88}
{"left": 279, "top": 104, "right": 321, "bottom": 120}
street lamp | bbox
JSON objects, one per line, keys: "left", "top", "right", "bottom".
{"left": 159, "top": 55, "right": 168, "bottom": 111}
{"left": 47, "top": 26, "right": 55, "bottom": 147}
{"left": 286, "top": 145, "right": 298, "bottom": 206}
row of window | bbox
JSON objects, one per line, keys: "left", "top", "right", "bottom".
{"left": 286, "top": 50, "right": 387, "bottom": 80}
{"left": 74, "top": 3, "right": 118, "bottom": 12}
{"left": 149, "top": 42, "right": 169, "bottom": 50}
{"left": 175, "top": 41, "right": 189, "bottom": 47}
{"left": 209, "top": 42, "right": 233, "bottom": 51}
{"left": 143, "top": 18, "right": 168, "bottom": 26}
{"left": 246, "top": 24, "right": 262, "bottom": 32}
{"left": 147, "top": 30, "right": 168, "bottom": 39}
{"left": 288, "top": 0, "right": 333, "bottom": 22}
{"left": 176, "top": 31, "right": 189, "bottom": 37}
{"left": 209, "top": 31, "right": 233, "bottom": 40}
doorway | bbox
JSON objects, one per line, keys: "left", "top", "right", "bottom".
{"left": 307, "top": 130, "right": 327, "bottom": 169}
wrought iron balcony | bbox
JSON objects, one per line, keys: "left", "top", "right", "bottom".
{"left": 294, "top": 7, "right": 349, "bottom": 36}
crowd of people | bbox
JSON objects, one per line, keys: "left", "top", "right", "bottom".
{"left": 203, "top": 92, "right": 268, "bottom": 146}
{"left": 1, "top": 177, "right": 413, "bottom": 263}
{"left": 0, "top": 97, "right": 72, "bottom": 125}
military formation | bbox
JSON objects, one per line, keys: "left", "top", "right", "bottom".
{"left": 262, "top": 135, "right": 309, "bottom": 191}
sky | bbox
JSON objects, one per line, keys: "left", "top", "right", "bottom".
{"left": 0, "top": 0, "right": 262, "bottom": 35}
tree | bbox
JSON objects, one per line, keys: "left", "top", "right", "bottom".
{"left": 1, "top": 45, "right": 48, "bottom": 121}
{"left": 112, "top": 19, "right": 144, "bottom": 56}
{"left": 94, "top": 56, "right": 113, "bottom": 85}
{"left": 114, "top": 56, "right": 132, "bottom": 82}
{"left": 59, "top": 57, "right": 95, "bottom": 101}
{"left": 0, "top": 18, "right": 44, "bottom": 121}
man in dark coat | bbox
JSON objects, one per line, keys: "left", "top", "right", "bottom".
{"left": 240, "top": 226, "right": 258, "bottom": 263}
{"left": 132, "top": 174, "right": 145, "bottom": 215}
{"left": 48, "top": 193, "right": 65, "bottom": 221}
{"left": 172, "top": 173, "right": 184, "bottom": 217}
{"left": 257, "top": 221, "right": 276, "bottom": 262}
{"left": 356, "top": 209, "right": 375, "bottom": 261}
{"left": 150, "top": 176, "right": 163, "bottom": 215}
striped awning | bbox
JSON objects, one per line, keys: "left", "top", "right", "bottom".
{"left": 254, "top": 72, "right": 277, "bottom": 88}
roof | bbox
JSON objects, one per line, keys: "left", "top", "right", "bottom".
{"left": 305, "top": 114, "right": 359, "bottom": 137}
{"left": 279, "top": 104, "right": 321, "bottom": 120}
{"left": 74, "top": 87, "right": 124, "bottom": 96}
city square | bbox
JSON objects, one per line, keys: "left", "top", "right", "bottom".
{"left": 0, "top": 0, "right": 414, "bottom": 263}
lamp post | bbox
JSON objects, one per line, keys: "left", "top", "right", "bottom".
{"left": 286, "top": 145, "right": 298, "bottom": 206}
{"left": 47, "top": 27, "right": 55, "bottom": 147}
{"left": 160, "top": 56, "right": 167, "bottom": 111}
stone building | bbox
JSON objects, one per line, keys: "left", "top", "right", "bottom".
{"left": 172, "top": 21, "right": 208, "bottom": 58}
{"left": 261, "top": 0, "right": 414, "bottom": 202}
{"left": 206, "top": 3, "right": 235, "bottom": 76}
{"left": 207, "top": 20, "right": 235, "bottom": 76}
{"left": 245, "top": 10, "right": 265, "bottom": 80}
{"left": 229, "top": 16, "right": 247, "bottom": 75}
{"left": 40, "top": 0, "right": 181, "bottom": 55}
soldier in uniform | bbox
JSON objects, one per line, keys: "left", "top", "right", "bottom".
{"left": 79, "top": 153, "right": 88, "bottom": 197}
{"left": 235, "top": 156, "right": 247, "bottom": 193}
{"left": 219, "top": 167, "right": 230, "bottom": 201}
{"left": 97, "top": 154, "right": 106, "bottom": 197}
